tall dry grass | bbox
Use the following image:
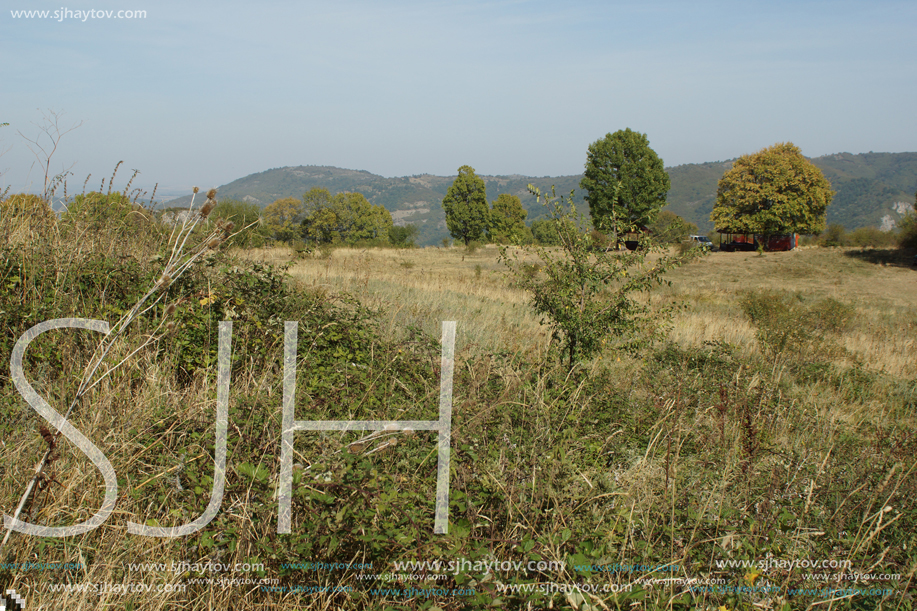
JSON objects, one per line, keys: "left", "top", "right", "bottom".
{"left": 2, "top": 227, "right": 915, "bottom": 610}
{"left": 241, "top": 244, "right": 917, "bottom": 379}
{"left": 243, "top": 245, "right": 552, "bottom": 357}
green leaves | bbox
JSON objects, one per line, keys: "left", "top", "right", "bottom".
{"left": 501, "top": 186, "right": 698, "bottom": 366}
{"left": 237, "top": 462, "right": 270, "bottom": 484}
{"left": 442, "top": 165, "right": 490, "bottom": 244}
{"left": 581, "top": 129, "right": 670, "bottom": 232}
{"left": 711, "top": 142, "right": 834, "bottom": 236}
{"left": 301, "top": 190, "right": 394, "bottom": 245}
{"left": 263, "top": 196, "right": 306, "bottom": 242}
{"left": 488, "top": 194, "right": 527, "bottom": 244}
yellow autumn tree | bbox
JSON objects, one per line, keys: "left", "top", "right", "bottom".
{"left": 711, "top": 142, "right": 834, "bottom": 238}
{"left": 262, "top": 197, "right": 305, "bottom": 242}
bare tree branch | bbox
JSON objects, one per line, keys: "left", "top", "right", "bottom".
{"left": 18, "top": 109, "right": 83, "bottom": 204}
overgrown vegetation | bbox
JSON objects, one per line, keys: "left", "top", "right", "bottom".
{"left": 815, "top": 223, "right": 901, "bottom": 249}
{"left": 1, "top": 179, "right": 916, "bottom": 611}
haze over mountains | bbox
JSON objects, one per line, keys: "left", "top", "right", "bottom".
{"left": 166, "top": 152, "right": 917, "bottom": 246}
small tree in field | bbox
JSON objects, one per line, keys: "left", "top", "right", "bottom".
{"left": 501, "top": 185, "right": 700, "bottom": 367}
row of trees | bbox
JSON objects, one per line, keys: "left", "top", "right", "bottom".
{"left": 261, "top": 188, "right": 406, "bottom": 247}
{"left": 0, "top": 109, "right": 886, "bottom": 252}
{"left": 249, "top": 135, "right": 844, "bottom": 250}
{"left": 443, "top": 130, "right": 674, "bottom": 248}
{"left": 441, "top": 165, "right": 528, "bottom": 244}
{"left": 578, "top": 132, "right": 836, "bottom": 247}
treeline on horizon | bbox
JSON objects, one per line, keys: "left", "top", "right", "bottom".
{"left": 154, "top": 151, "right": 917, "bottom": 246}
{"left": 8, "top": 185, "right": 912, "bottom": 255}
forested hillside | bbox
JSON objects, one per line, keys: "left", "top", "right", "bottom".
{"left": 165, "top": 153, "right": 916, "bottom": 245}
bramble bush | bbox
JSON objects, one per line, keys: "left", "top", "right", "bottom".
{"left": 740, "top": 289, "right": 855, "bottom": 363}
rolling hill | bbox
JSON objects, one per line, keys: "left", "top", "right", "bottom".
{"left": 165, "top": 152, "right": 917, "bottom": 245}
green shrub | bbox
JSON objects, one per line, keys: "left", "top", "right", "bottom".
{"left": 898, "top": 212, "right": 917, "bottom": 250}
{"left": 809, "top": 297, "right": 855, "bottom": 333}
{"left": 529, "top": 218, "right": 560, "bottom": 245}
{"left": 819, "top": 223, "right": 847, "bottom": 247}
{"left": 741, "top": 290, "right": 854, "bottom": 362}
{"left": 520, "top": 262, "right": 541, "bottom": 280}
{"left": 741, "top": 290, "right": 810, "bottom": 359}
{"left": 502, "top": 186, "right": 699, "bottom": 366}
{"left": 289, "top": 238, "right": 310, "bottom": 258}
{"left": 388, "top": 224, "right": 418, "bottom": 248}
{"left": 61, "top": 190, "right": 166, "bottom": 257}
{"left": 847, "top": 226, "right": 896, "bottom": 248}
{"left": 588, "top": 229, "right": 609, "bottom": 250}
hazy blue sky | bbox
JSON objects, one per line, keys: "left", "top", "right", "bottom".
{"left": 2, "top": 0, "right": 914, "bottom": 198}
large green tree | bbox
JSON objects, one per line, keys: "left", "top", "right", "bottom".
{"left": 301, "top": 191, "right": 393, "bottom": 245}
{"left": 442, "top": 165, "right": 489, "bottom": 244}
{"left": 581, "top": 129, "right": 670, "bottom": 233}
{"left": 302, "top": 186, "right": 334, "bottom": 216}
{"left": 711, "top": 142, "right": 833, "bottom": 237}
{"left": 488, "top": 193, "right": 527, "bottom": 243}
{"left": 263, "top": 196, "right": 306, "bottom": 242}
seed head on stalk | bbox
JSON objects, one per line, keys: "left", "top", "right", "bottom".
{"left": 0, "top": 186, "right": 233, "bottom": 552}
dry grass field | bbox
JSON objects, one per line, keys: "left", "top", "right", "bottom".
{"left": 3, "top": 225, "right": 916, "bottom": 610}
{"left": 242, "top": 244, "right": 917, "bottom": 379}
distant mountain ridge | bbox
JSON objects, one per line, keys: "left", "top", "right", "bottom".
{"left": 166, "top": 152, "right": 917, "bottom": 246}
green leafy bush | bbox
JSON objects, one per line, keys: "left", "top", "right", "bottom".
{"left": 61, "top": 190, "right": 167, "bottom": 257}
{"left": 847, "top": 226, "right": 897, "bottom": 248}
{"left": 529, "top": 217, "right": 561, "bottom": 245}
{"left": 388, "top": 224, "right": 418, "bottom": 248}
{"left": 898, "top": 212, "right": 917, "bottom": 249}
{"left": 588, "top": 229, "right": 610, "bottom": 250}
{"left": 740, "top": 290, "right": 811, "bottom": 359}
{"left": 503, "top": 186, "right": 699, "bottom": 366}
{"left": 818, "top": 223, "right": 847, "bottom": 247}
